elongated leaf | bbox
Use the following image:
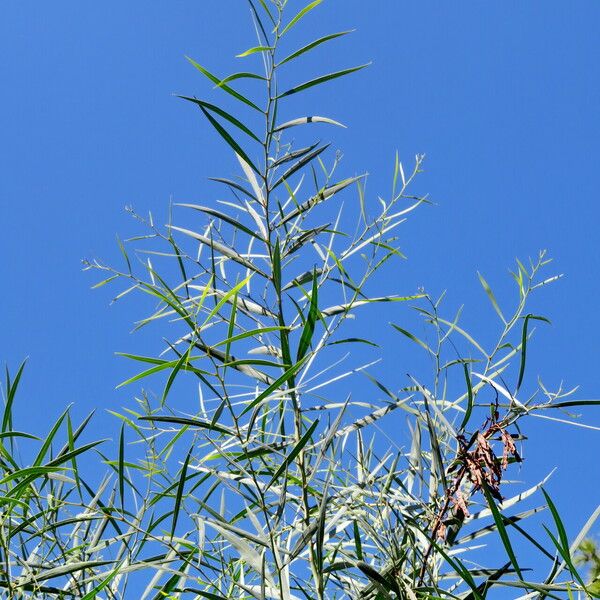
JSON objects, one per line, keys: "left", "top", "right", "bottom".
{"left": 236, "top": 45, "right": 273, "bottom": 57}
{"left": 209, "top": 177, "right": 258, "bottom": 202}
{"left": 170, "top": 226, "right": 268, "bottom": 277}
{"left": 216, "top": 71, "right": 266, "bottom": 87}
{"left": 240, "top": 357, "right": 308, "bottom": 417}
{"left": 296, "top": 270, "right": 319, "bottom": 361}
{"left": 118, "top": 423, "right": 125, "bottom": 510}
{"left": 199, "top": 106, "right": 260, "bottom": 175}
{"left": 391, "top": 323, "right": 434, "bottom": 355}
{"left": 271, "top": 142, "right": 319, "bottom": 169}
{"left": 265, "top": 418, "right": 319, "bottom": 490}
{"left": 278, "top": 31, "right": 352, "bottom": 66}
{"left": 172, "top": 445, "right": 194, "bottom": 540}
{"left": 321, "top": 294, "right": 424, "bottom": 317}
{"left": 458, "top": 363, "right": 474, "bottom": 432}
{"left": 516, "top": 314, "right": 550, "bottom": 393}
{"left": 477, "top": 271, "right": 506, "bottom": 323}
{"left": 80, "top": 565, "right": 123, "bottom": 600}
{"left": 272, "top": 144, "right": 330, "bottom": 190}
{"left": 280, "top": 0, "right": 323, "bottom": 36}
{"left": 482, "top": 482, "right": 524, "bottom": 580}
{"left": 161, "top": 342, "right": 194, "bottom": 406}
{"left": 139, "top": 415, "right": 233, "bottom": 436}
{"left": 278, "top": 175, "right": 363, "bottom": 226}
{"left": 236, "top": 153, "right": 266, "bottom": 206}
{"left": 274, "top": 116, "right": 346, "bottom": 132}
{"left": 178, "top": 96, "right": 261, "bottom": 142}
{"left": 3, "top": 360, "right": 26, "bottom": 434}
{"left": 278, "top": 64, "right": 369, "bottom": 98}
{"left": 186, "top": 56, "right": 261, "bottom": 112}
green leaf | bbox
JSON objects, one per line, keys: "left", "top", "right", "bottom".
{"left": 240, "top": 356, "right": 308, "bottom": 417}
{"left": 272, "top": 238, "right": 282, "bottom": 294}
{"left": 278, "top": 175, "right": 364, "bottom": 226}
{"left": 202, "top": 275, "right": 252, "bottom": 327}
{"left": 80, "top": 564, "right": 123, "bottom": 600}
{"left": 171, "top": 445, "right": 193, "bottom": 540}
{"left": 516, "top": 314, "right": 550, "bottom": 393}
{"left": 3, "top": 360, "right": 26, "bottom": 434}
{"left": 458, "top": 363, "right": 474, "bottom": 433}
{"left": 236, "top": 45, "right": 273, "bottom": 57}
{"left": 265, "top": 418, "right": 319, "bottom": 490}
{"left": 278, "top": 31, "right": 353, "bottom": 66}
{"left": 161, "top": 342, "right": 194, "bottom": 406}
{"left": 271, "top": 144, "right": 330, "bottom": 190}
{"left": 116, "top": 356, "right": 210, "bottom": 389}
{"left": 482, "top": 482, "right": 524, "bottom": 581}
{"left": 215, "top": 72, "right": 266, "bottom": 87}
{"left": 118, "top": 423, "right": 125, "bottom": 511}
{"left": 278, "top": 64, "right": 370, "bottom": 98}
{"left": 478, "top": 271, "right": 506, "bottom": 323}
{"left": 280, "top": 0, "right": 323, "bottom": 37}
{"left": 185, "top": 56, "right": 262, "bottom": 112}
{"left": 139, "top": 415, "right": 233, "bottom": 437}
{"left": 199, "top": 106, "right": 260, "bottom": 175}
{"left": 216, "top": 326, "right": 288, "bottom": 348}
{"left": 391, "top": 323, "right": 434, "bottom": 355}
{"left": 296, "top": 270, "right": 319, "bottom": 361}
{"left": 0, "top": 466, "right": 67, "bottom": 486}
{"left": 178, "top": 96, "right": 261, "bottom": 142}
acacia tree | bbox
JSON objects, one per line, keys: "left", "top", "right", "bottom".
{"left": 1, "top": 1, "right": 599, "bottom": 598}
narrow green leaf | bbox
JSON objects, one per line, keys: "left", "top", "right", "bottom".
{"left": 391, "top": 323, "right": 434, "bottom": 355}
{"left": 280, "top": 0, "right": 323, "bottom": 36}
{"left": 272, "top": 238, "right": 282, "bottom": 294}
{"left": 161, "top": 342, "right": 194, "bottom": 406}
{"left": 3, "top": 360, "right": 26, "bottom": 434}
{"left": 178, "top": 96, "right": 261, "bottom": 142}
{"left": 215, "top": 71, "right": 266, "bottom": 87}
{"left": 459, "top": 363, "right": 474, "bottom": 433}
{"left": 296, "top": 270, "right": 319, "bottom": 361}
{"left": 271, "top": 144, "right": 330, "bottom": 190}
{"left": 278, "top": 31, "right": 352, "bottom": 66}
{"left": 171, "top": 445, "right": 194, "bottom": 540}
{"left": 240, "top": 357, "right": 308, "bottom": 417}
{"left": 278, "top": 64, "right": 370, "bottom": 98}
{"left": 478, "top": 271, "right": 506, "bottom": 323}
{"left": 34, "top": 408, "right": 69, "bottom": 466}
{"left": 199, "top": 106, "right": 260, "bottom": 175}
{"left": 265, "top": 418, "right": 319, "bottom": 490}
{"left": 202, "top": 275, "right": 252, "bottom": 326}
{"left": 482, "top": 482, "right": 524, "bottom": 581}
{"left": 139, "top": 415, "right": 233, "bottom": 436}
{"left": 80, "top": 564, "right": 123, "bottom": 600}
{"left": 516, "top": 314, "right": 550, "bottom": 393}
{"left": 236, "top": 45, "right": 273, "bottom": 57}
{"left": 118, "top": 423, "right": 125, "bottom": 511}
{"left": 185, "top": 56, "right": 261, "bottom": 112}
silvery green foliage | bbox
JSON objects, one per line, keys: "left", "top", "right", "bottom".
{"left": 2, "top": 1, "right": 597, "bottom": 598}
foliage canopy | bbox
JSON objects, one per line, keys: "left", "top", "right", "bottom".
{"left": 1, "top": 1, "right": 599, "bottom": 598}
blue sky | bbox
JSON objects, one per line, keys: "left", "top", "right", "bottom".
{"left": 1, "top": 0, "right": 599, "bottom": 583}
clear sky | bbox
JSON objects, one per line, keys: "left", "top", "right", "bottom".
{"left": 1, "top": 0, "right": 599, "bottom": 581}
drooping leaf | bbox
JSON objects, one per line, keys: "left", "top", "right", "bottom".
{"left": 178, "top": 96, "right": 261, "bottom": 142}
{"left": 186, "top": 56, "right": 261, "bottom": 112}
